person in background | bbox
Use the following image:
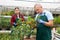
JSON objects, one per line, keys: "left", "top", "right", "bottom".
{"left": 11, "top": 7, "right": 24, "bottom": 27}
{"left": 34, "top": 4, "right": 54, "bottom": 40}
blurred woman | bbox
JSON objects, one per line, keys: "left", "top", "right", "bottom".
{"left": 11, "top": 7, "right": 24, "bottom": 27}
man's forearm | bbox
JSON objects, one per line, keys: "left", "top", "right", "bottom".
{"left": 44, "top": 22, "right": 53, "bottom": 27}
{"left": 37, "top": 19, "right": 54, "bottom": 27}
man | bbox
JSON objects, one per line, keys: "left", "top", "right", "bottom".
{"left": 34, "top": 4, "right": 54, "bottom": 40}
{"left": 11, "top": 7, "right": 24, "bottom": 27}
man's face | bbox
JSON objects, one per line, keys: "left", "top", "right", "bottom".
{"left": 15, "top": 9, "right": 20, "bottom": 14}
{"left": 34, "top": 6, "right": 43, "bottom": 14}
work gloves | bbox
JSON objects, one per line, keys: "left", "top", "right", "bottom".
{"left": 37, "top": 19, "right": 46, "bottom": 24}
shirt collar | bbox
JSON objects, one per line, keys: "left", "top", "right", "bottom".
{"left": 39, "top": 12, "right": 45, "bottom": 16}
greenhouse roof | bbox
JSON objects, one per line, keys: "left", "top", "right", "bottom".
{"left": 0, "top": 0, "right": 60, "bottom": 9}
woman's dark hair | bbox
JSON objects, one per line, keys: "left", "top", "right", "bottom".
{"left": 14, "top": 7, "right": 20, "bottom": 14}
{"left": 14, "top": 7, "right": 19, "bottom": 10}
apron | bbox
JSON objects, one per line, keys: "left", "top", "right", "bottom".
{"left": 14, "top": 16, "right": 19, "bottom": 27}
{"left": 36, "top": 13, "right": 52, "bottom": 40}
{"left": 14, "top": 15, "right": 20, "bottom": 27}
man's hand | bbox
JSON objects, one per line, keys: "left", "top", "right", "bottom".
{"left": 37, "top": 19, "right": 53, "bottom": 27}
{"left": 37, "top": 19, "right": 46, "bottom": 24}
